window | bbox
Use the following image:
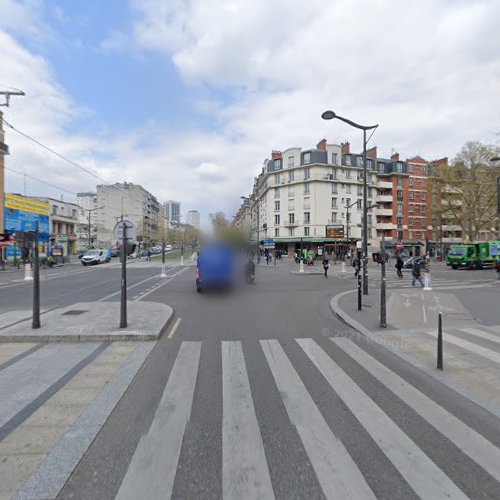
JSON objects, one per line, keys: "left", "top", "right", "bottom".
{"left": 288, "top": 156, "right": 295, "bottom": 168}
{"left": 288, "top": 170, "right": 294, "bottom": 182}
{"left": 397, "top": 217, "right": 403, "bottom": 226}
{"left": 346, "top": 197, "right": 351, "bottom": 206}
{"left": 274, "top": 173, "right": 280, "bottom": 185}
{"left": 397, "top": 190, "right": 403, "bottom": 200}
{"left": 303, "top": 167, "right": 310, "bottom": 180}
{"left": 396, "top": 162, "right": 403, "bottom": 172}
{"left": 356, "top": 156, "right": 363, "bottom": 167}
{"left": 396, "top": 177, "right": 402, "bottom": 187}
{"left": 331, "top": 212, "right": 337, "bottom": 223}
{"left": 288, "top": 186, "right": 295, "bottom": 197}
{"left": 409, "top": 191, "right": 414, "bottom": 200}
{"left": 331, "top": 197, "right": 337, "bottom": 208}
{"left": 274, "top": 201, "right": 280, "bottom": 211}
{"left": 304, "top": 211, "right": 311, "bottom": 223}
{"left": 422, "top": 178, "right": 426, "bottom": 187}
{"left": 304, "top": 197, "right": 310, "bottom": 209}
{"left": 422, "top": 165, "right": 427, "bottom": 174}
{"left": 367, "top": 158, "right": 373, "bottom": 169}
{"left": 289, "top": 213, "right": 295, "bottom": 224}
{"left": 409, "top": 177, "right": 414, "bottom": 186}
{"left": 52, "top": 206, "right": 57, "bottom": 215}
{"left": 421, "top": 192, "right": 426, "bottom": 200}
{"left": 345, "top": 155, "right": 351, "bottom": 166}
{"left": 304, "top": 226, "right": 310, "bottom": 236}
{"left": 422, "top": 205, "right": 426, "bottom": 214}
{"left": 357, "top": 199, "right": 362, "bottom": 210}
{"left": 289, "top": 227, "right": 295, "bottom": 236}
{"left": 274, "top": 187, "right": 280, "bottom": 198}
{"left": 331, "top": 183, "right": 338, "bottom": 194}
{"left": 274, "top": 214, "right": 280, "bottom": 225}
{"left": 397, "top": 202, "right": 403, "bottom": 215}
{"left": 303, "top": 152, "right": 311, "bottom": 164}
{"left": 408, "top": 163, "right": 414, "bottom": 173}
{"left": 303, "top": 183, "right": 310, "bottom": 194}
{"left": 368, "top": 228, "right": 372, "bottom": 238}
{"left": 367, "top": 215, "right": 372, "bottom": 225}
{"left": 409, "top": 204, "right": 414, "bottom": 212}
{"left": 345, "top": 169, "right": 352, "bottom": 179}
{"left": 397, "top": 230, "right": 403, "bottom": 240}
{"left": 332, "top": 167, "right": 337, "bottom": 179}
{"left": 346, "top": 184, "right": 351, "bottom": 194}
{"left": 368, "top": 187, "right": 373, "bottom": 198}
{"left": 357, "top": 172, "right": 364, "bottom": 181}
{"left": 378, "top": 162, "right": 385, "bottom": 172}
{"left": 409, "top": 218, "right": 414, "bottom": 226}
{"left": 274, "top": 159, "right": 281, "bottom": 170}
{"left": 72, "top": 209, "right": 77, "bottom": 218}
{"left": 275, "top": 228, "right": 280, "bottom": 237}
{"left": 332, "top": 153, "right": 338, "bottom": 165}
{"left": 357, "top": 185, "right": 363, "bottom": 196}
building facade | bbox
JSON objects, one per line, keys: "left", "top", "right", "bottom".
{"left": 76, "top": 192, "right": 97, "bottom": 249}
{"left": 186, "top": 210, "right": 200, "bottom": 229}
{"left": 96, "top": 182, "right": 160, "bottom": 248}
{"left": 34, "top": 197, "right": 80, "bottom": 255}
{"left": 164, "top": 200, "right": 181, "bottom": 224}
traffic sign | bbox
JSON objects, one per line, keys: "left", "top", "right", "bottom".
{"left": 113, "top": 220, "right": 136, "bottom": 241}
{"left": 396, "top": 241, "right": 403, "bottom": 250}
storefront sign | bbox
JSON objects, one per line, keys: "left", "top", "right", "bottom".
{"left": 325, "top": 225, "right": 344, "bottom": 239}
{"left": 4, "top": 193, "right": 50, "bottom": 239}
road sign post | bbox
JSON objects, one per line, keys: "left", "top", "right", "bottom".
{"left": 32, "top": 221, "right": 40, "bottom": 329}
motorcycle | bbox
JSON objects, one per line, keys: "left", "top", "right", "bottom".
{"left": 244, "top": 261, "right": 255, "bottom": 284}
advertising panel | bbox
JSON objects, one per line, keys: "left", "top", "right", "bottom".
{"left": 4, "top": 193, "right": 50, "bottom": 239}
{"left": 325, "top": 225, "right": 344, "bottom": 239}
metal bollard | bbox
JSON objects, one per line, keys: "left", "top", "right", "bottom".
{"left": 437, "top": 311, "right": 443, "bottom": 370}
{"left": 357, "top": 268, "right": 362, "bottom": 311}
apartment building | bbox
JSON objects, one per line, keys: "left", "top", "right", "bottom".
{"left": 242, "top": 139, "right": 379, "bottom": 257}
{"left": 96, "top": 183, "right": 160, "bottom": 248}
{"left": 164, "top": 200, "right": 181, "bottom": 224}
{"left": 34, "top": 197, "right": 80, "bottom": 255}
{"left": 76, "top": 192, "right": 97, "bottom": 248}
{"left": 187, "top": 210, "right": 201, "bottom": 229}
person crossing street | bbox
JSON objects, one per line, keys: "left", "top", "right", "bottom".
{"left": 322, "top": 256, "right": 330, "bottom": 278}
{"left": 411, "top": 258, "right": 424, "bottom": 287}
{"left": 395, "top": 254, "right": 404, "bottom": 279}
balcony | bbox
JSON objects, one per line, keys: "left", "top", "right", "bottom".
{"left": 284, "top": 221, "right": 298, "bottom": 227}
{"left": 373, "top": 208, "right": 393, "bottom": 217}
{"left": 376, "top": 222, "right": 396, "bottom": 230}
{"left": 375, "top": 195, "right": 393, "bottom": 203}
{"left": 377, "top": 181, "right": 392, "bottom": 189}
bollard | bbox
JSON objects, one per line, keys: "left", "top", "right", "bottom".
{"left": 424, "top": 271, "right": 432, "bottom": 291}
{"left": 299, "top": 259, "right": 304, "bottom": 273}
{"left": 24, "top": 262, "right": 33, "bottom": 281}
{"left": 341, "top": 261, "right": 346, "bottom": 273}
{"left": 357, "top": 268, "right": 362, "bottom": 311}
{"left": 437, "top": 311, "right": 443, "bottom": 370}
{"left": 180, "top": 255, "right": 184, "bottom": 266}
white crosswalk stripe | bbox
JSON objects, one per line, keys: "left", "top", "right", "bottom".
{"left": 113, "top": 338, "right": 500, "bottom": 499}
{"left": 222, "top": 341, "right": 274, "bottom": 500}
{"left": 116, "top": 341, "right": 201, "bottom": 500}
{"left": 459, "top": 327, "right": 500, "bottom": 346}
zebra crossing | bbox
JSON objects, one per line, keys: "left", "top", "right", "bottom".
{"left": 114, "top": 336, "right": 500, "bottom": 499}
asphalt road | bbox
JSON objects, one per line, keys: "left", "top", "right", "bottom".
{"left": 54, "top": 260, "right": 500, "bottom": 499}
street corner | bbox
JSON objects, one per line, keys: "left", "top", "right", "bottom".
{"left": 0, "top": 301, "right": 174, "bottom": 342}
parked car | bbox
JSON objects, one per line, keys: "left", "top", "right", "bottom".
{"left": 165, "top": 245, "right": 173, "bottom": 251}
{"left": 110, "top": 247, "right": 120, "bottom": 258}
{"left": 81, "top": 249, "right": 109, "bottom": 266}
{"left": 128, "top": 250, "right": 142, "bottom": 259}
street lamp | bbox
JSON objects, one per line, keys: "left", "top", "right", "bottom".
{"left": 345, "top": 200, "right": 357, "bottom": 264}
{"left": 322, "top": 110, "right": 379, "bottom": 296}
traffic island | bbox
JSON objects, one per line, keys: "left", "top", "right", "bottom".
{"left": 0, "top": 301, "right": 174, "bottom": 342}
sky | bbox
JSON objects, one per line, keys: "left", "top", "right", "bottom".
{"left": 1, "top": 0, "right": 500, "bottom": 227}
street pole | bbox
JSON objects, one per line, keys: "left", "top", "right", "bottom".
{"left": 299, "top": 236, "right": 304, "bottom": 273}
{"left": 32, "top": 220, "right": 40, "bottom": 329}
{"left": 346, "top": 205, "right": 350, "bottom": 263}
{"left": 380, "top": 237, "right": 387, "bottom": 328}
{"left": 357, "top": 251, "right": 362, "bottom": 311}
{"left": 181, "top": 235, "right": 184, "bottom": 265}
{"left": 88, "top": 210, "right": 91, "bottom": 248}
{"left": 362, "top": 128, "right": 368, "bottom": 295}
{"left": 161, "top": 235, "right": 167, "bottom": 277}
{"left": 257, "top": 200, "right": 261, "bottom": 264}
{"left": 120, "top": 224, "right": 127, "bottom": 328}
{"left": 437, "top": 311, "right": 443, "bottom": 370}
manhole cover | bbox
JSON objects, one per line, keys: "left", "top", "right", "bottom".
{"left": 62, "top": 310, "right": 87, "bottom": 316}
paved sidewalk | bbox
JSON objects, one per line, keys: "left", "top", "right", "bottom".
{"left": 331, "top": 287, "right": 500, "bottom": 419}
{"left": 0, "top": 301, "right": 173, "bottom": 342}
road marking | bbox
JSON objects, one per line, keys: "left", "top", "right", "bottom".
{"left": 116, "top": 342, "right": 201, "bottom": 500}
{"left": 297, "top": 338, "right": 468, "bottom": 500}
{"left": 222, "top": 341, "right": 274, "bottom": 500}
{"left": 333, "top": 337, "right": 500, "bottom": 484}
{"left": 134, "top": 267, "right": 188, "bottom": 301}
{"left": 460, "top": 327, "right": 500, "bottom": 346}
{"left": 98, "top": 272, "right": 162, "bottom": 302}
{"left": 168, "top": 318, "right": 181, "bottom": 339}
{"left": 425, "top": 330, "right": 500, "bottom": 364}
{"left": 260, "top": 339, "right": 375, "bottom": 499}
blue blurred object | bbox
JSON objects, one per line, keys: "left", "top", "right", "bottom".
{"left": 196, "top": 242, "right": 235, "bottom": 292}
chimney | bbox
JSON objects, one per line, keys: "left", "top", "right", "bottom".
{"left": 271, "top": 150, "right": 282, "bottom": 160}
{"left": 391, "top": 151, "right": 399, "bottom": 161}
{"left": 316, "top": 138, "right": 327, "bottom": 150}
{"left": 341, "top": 141, "right": 350, "bottom": 154}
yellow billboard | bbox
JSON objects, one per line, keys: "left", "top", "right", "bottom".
{"left": 5, "top": 193, "right": 49, "bottom": 216}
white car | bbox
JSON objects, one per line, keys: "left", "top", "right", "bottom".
{"left": 81, "top": 249, "right": 109, "bottom": 266}
{"left": 165, "top": 245, "right": 173, "bottom": 251}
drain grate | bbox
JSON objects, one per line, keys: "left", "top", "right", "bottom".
{"left": 62, "top": 310, "right": 88, "bottom": 316}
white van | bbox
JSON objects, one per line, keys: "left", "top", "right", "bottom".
{"left": 81, "top": 249, "right": 110, "bottom": 266}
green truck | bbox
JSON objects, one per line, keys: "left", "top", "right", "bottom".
{"left": 447, "top": 241, "right": 497, "bottom": 269}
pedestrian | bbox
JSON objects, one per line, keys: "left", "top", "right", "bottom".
{"left": 352, "top": 256, "right": 360, "bottom": 278}
{"left": 322, "top": 256, "right": 330, "bottom": 278}
{"left": 266, "top": 251, "right": 270, "bottom": 266}
{"left": 145, "top": 248, "right": 151, "bottom": 261}
{"left": 395, "top": 254, "right": 404, "bottom": 279}
{"left": 412, "top": 259, "right": 424, "bottom": 287}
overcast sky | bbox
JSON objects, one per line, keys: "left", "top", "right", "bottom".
{"left": 1, "top": 0, "right": 499, "bottom": 227}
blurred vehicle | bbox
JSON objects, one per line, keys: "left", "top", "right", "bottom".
{"left": 128, "top": 250, "right": 142, "bottom": 259}
{"left": 447, "top": 242, "right": 496, "bottom": 269}
{"left": 165, "top": 245, "right": 173, "bottom": 251}
{"left": 402, "top": 256, "right": 424, "bottom": 269}
{"left": 110, "top": 248, "right": 119, "bottom": 258}
{"left": 196, "top": 242, "right": 236, "bottom": 293}
{"left": 81, "top": 249, "right": 108, "bottom": 266}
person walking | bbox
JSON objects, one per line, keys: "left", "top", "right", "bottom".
{"left": 352, "top": 256, "right": 360, "bottom": 278}
{"left": 322, "top": 256, "right": 330, "bottom": 278}
{"left": 145, "top": 248, "right": 151, "bottom": 261}
{"left": 412, "top": 259, "right": 424, "bottom": 287}
{"left": 395, "top": 254, "right": 404, "bottom": 279}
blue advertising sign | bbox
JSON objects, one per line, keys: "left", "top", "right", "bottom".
{"left": 4, "top": 207, "right": 50, "bottom": 240}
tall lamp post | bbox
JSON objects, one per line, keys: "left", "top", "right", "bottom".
{"left": 345, "top": 200, "right": 357, "bottom": 264}
{"left": 322, "top": 110, "right": 378, "bottom": 295}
